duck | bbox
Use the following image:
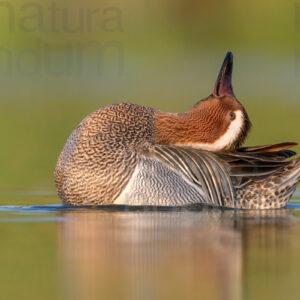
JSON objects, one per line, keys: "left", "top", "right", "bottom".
{"left": 55, "top": 52, "right": 300, "bottom": 209}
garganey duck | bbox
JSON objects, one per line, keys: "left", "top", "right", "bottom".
{"left": 55, "top": 52, "right": 300, "bottom": 209}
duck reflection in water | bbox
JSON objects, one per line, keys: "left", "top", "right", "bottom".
{"left": 57, "top": 207, "right": 298, "bottom": 300}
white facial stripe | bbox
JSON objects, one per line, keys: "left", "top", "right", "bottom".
{"left": 175, "top": 110, "right": 244, "bottom": 151}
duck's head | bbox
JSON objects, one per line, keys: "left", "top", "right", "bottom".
{"left": 155, "top": 52, "right": 251, "bottom": 152}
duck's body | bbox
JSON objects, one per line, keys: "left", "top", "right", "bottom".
{"left": 55, "top": 53, "right": 300, "bottom": 209}
{"left": 55, "top": 101, "right": 300, "bottom": 209}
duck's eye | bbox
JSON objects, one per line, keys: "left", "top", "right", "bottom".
{"left": 229, "top": 112, "right": 236, "bottom": 120}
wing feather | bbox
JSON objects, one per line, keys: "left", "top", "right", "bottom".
{"left": 239, "top": 142, "right": 298, "bottom": 153}
{"left": 139, "top": 142, "right": 298, "bottom": 207}
{"left": 142, "top": 145, "right": 235, "bottom": 206}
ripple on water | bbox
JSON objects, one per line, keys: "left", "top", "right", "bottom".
{"left": 0, "top": 188, "right": 299, "bottom": 221}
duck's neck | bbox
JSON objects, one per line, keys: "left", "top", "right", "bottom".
{"left": 154, "top": 111, "right": 218, "bottom": 146}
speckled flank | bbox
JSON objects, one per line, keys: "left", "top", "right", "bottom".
{"left": 235, "top": 158, "right": 300, "bottom": 209}
{"left": 55, "top": 103, "right": 156, "bottom": 205}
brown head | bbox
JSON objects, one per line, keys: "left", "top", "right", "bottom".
{"left": 155, "top": 52, "right": 251, "bottom": 151}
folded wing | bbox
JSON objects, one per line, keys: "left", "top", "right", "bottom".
{"left": 142, "top": 145, "right": 235, "bottom": 207}
{"left": 140, "top": 143, "right": 297, "bottom": 207}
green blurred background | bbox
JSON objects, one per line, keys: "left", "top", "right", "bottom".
{"left": 0, "top": 0, "right": 299, "bottom": 192}
{"left": 0, "top": 2, "right": 299, "bottom": 300}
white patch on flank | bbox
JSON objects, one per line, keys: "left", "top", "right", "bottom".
{"left": 175, "top": 110, "right": 244, "bottom": 151}
{"left": 113, "top": 164, "right": 140, "bottom": 204}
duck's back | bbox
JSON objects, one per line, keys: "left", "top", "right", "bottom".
{"left": 55, "top": 103, "right": 156, "bottom": 205}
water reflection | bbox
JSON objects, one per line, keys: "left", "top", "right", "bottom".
{"left": 58, "top": 208, "right": 297, "bottom": 300}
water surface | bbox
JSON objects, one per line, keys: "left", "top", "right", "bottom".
{"left": 0, "top": 189, "right": 300, "bottom": 300}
